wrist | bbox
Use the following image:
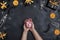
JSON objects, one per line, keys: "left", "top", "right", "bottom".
{"left": 31, "top": 28, "right": 36, "bottom": 32}
{"left": 23, "top": 30, "right": 28, "bottom": 33}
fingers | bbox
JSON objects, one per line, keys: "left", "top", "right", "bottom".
{"left": 24, "top": 18, "right": 35, "bottom": 32}
{"left": 24, "top": 24, "right": 26, "bottom": 29}
{"left": 24, "top": 24, "right": 29, "bottom": 32}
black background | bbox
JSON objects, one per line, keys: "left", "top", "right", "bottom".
{"left": 0, "top": 0, "right": 60, "bottom": 40}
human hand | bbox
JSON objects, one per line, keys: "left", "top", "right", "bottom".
{"left": 23, "top": 24, "right": 30, "bottom": 32}
{"left": 23, "top": 18, "right": 32, "bottom": 32}
{"left": 24, "top": 18, "right": 35, "bottom": 32}
{"left": 29, "top": 21, "right": 35, "bottom": 32}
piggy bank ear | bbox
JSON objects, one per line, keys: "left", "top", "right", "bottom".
{"left": 24, "top": 19, "right": 28, "bottom": 24}
{"left": 24, "top": 18, "right": 32, "bottom": 24}
{"left": 28, "top": 18, "right": 32, "bottom": 21}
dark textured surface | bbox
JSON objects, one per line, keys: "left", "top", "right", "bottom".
{"left": 0, "top": 0, "right": 60, "bottom": 40}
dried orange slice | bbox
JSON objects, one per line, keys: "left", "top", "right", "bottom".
{"left": 54, "top": 29, "right": 60, "bottom": 35}
{"left": 13, "top": 0, "right": 19, "bottom": 6}
{"left": 50, "top": 13, "right": 56, "bottom": 19}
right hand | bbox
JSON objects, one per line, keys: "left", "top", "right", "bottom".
{"left": 29, "top": 21, "right": 35, "bottom": 32}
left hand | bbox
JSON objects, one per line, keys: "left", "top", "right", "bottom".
{"left": 23, "top": 24, "right": 30, "bottom": 32}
